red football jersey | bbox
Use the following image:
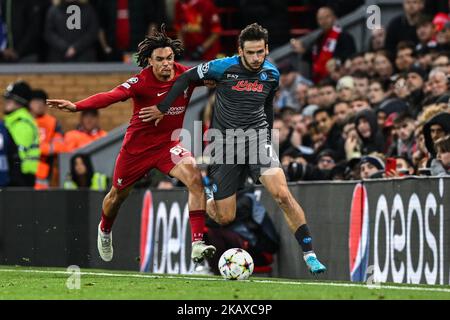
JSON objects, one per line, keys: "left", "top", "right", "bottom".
{"left": 75, "top": 63, "right": 196, "bottom": 154}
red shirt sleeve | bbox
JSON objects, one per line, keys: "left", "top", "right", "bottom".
{"left": 75, "top": 86, "right": 131, "bottom": 111}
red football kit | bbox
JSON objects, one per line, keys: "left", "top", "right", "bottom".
{"left": 75, "top": 62, "right": 196, "bottom": 190}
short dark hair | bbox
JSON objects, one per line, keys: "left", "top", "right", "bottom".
{"left": 238, "top": 23, "right": 269, "bottom": 49}
{"left": 318, "top": 78, "right": 336, "bottom": 89}
{"left": 31, "top": 89, "right": 48, "bottom": 101}
{"left": 393, "top": 112, "right": 415, "bottom": 125}
{"left": 397, "top": 41, "right": 416, "bottom": 57}
{"left": 81, "top": 109, "right": 99, "bottom": 117}
{"left": 313, "top": 107, "right": 332, "bottom": 118}
{"left": 135, "top": 24, "right": 183, "bottom": 68}
{"left": 352, "top": 71, "right": 369, "bottom": 80}
{"left": 417, "top": 14, "right": 433, "bottom": 27}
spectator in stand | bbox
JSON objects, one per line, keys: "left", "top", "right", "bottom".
{"left": 373, "top": 50, "right": 395, "bottom": 81}
{"left": 294, "top": 82, "right": 311, "bottom": 112}
{"left": 333, "top": 101, "right": 352, "bottom": 128}
{"left": 313, "top": 108, "right": 345, "bottom": 160}
{"left": 431, "top": 52, "right": 450, "bottom": 74}
{"left": 275, "top": 63, "right": 312, "bottom": 111}
{"left": 93, "top": 0, "right": 166, "bottom": 62}
{"left": 301, "top": 104, "right": 319, "bottom": 131}
{"left": 364, "top": 51, "right": 377, "bottom": 77}
{"left": 431, "top": 134, "right": 450, "bottom": 175}
{"left": 385, "top": 0, "right": 424, "bottom": 55}
{"left": 29, "top": 89, "right": 66, "bottom": 189}
{"left": 353, "top": 71, "right": 370, "bottom": 98}
{"left": 406, "top": 66, "right": 427, "bottom": 117}
{"left": 355, "top": 109, "right": 385, "bottom": 155}
{"left": 44, "top": 0, "right": 99, "bottom": 62}
{"left": 415, "top": 14, "right": 437, "bottom": 54}
{"left": 0, "top": 0, "right": 50, "bottom": 62}
{"left": 290, "top": 6, "right": 356, "bottom": 83}
{"left": 349, "top": 53, "right": 369, "bottom": 74}
{"left": 336, "top": 76, "right": 356, "bottom": 103}
{"left": 368, "top": 78, "right": 391, "bottom": 109}
{"left": 395, "top": 41, "right": 417, "bottom": 72}
{"left": 64, "top": 153, "right": 108, "bottom": 191}
{"left": 317, "top": 79, "right": 338, "bottom": 108}
{"left": 389, "top": 112, "right": 417, "bottom": 161}
{"left": 2, "top": 81, "right": 40, "bottom": 187}
{"left": 306, "top": 86, "right": 321, "bottom": 106}
{"left": 174, "top": 0, "right": 222, "bottom": 61}
{"left": 289, "top": 112, "right": 314, "bottom": 160}
{"left": 369, "top": 27, "right": 386, "bottom": 52}
{"left": 273, "top": 115, "right": 293, "bottom": 157}
{"left": 433, "top": 13, "right": 450, "bottom": 51}
{"left": 64, "top": 109, "right": 107, "bottom": 152}
{"left": 360, "top": 154, "right": 385, "bottom": 179}
{"left": 423, "top": 111, "right": 450, "bottom": 160}
{"left": 239, "top": 0, "right": 290, "bottom": 50}
{"left": 350, "top": 97, "right": 371, "bottom": 114}
{"left": 394, "top": 155, "right": 416, "bottom": 176}
{"left": 427, "top": 69, "right": 449, "bottom": 103}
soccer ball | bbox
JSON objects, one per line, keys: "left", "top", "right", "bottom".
{"left": 218, "top": 248, "right": 254, "bottom": 280}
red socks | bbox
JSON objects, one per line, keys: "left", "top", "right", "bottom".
{"left": 100, "top": 210, "right": 115, "bottom": 233}
{"left": 189, "top": 210, "right": 206, "bottom": 242}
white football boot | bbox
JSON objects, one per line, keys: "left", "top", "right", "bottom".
{"left": 191, "top": 241, "right": 216, "bottom": 263}
{"left": 97, "top": 223, "right": 113, "bottom": 262}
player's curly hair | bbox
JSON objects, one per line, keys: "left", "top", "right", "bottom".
{"left": 135, "top": 24, "right": 184, "bottom": 68}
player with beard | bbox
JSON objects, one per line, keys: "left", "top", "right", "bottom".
{"left": 140, "top": 23, "right": 326, "bottom": 274}
{"left": 47, "top": 26, "right": 216, "bottom": 265}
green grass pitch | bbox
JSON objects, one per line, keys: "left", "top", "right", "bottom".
{"left": 1, "top": 266, "right": 450, "bottom": 300}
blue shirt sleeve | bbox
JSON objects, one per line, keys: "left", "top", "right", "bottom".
{"left": 196, "top": 56, "right": 239, "bottom": 81}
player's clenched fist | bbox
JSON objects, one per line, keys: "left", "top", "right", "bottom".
{"left": 46, "top": 99, "right": 77, "bottom": 112}
{"left": 139, "top": 105, "right": 164, "bottom": 126}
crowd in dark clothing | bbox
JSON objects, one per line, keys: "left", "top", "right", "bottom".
{"left": 270, "top": 1, "right": 450, "bottom": 181}
{"left": 0, "top": 0, "right": 369, "bottom": 64}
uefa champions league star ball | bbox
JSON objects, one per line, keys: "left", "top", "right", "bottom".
{"left": 218, "top": 248, "right": 254, "bottom": 280}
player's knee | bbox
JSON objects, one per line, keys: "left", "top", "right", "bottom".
{"left": 185, "top": 172, "right": 203, "bottom": 193}
{"left": 216, "top": 212, "right": 235, "bottom": 225}
{"left": 273, "top": 188, "right": 291, "bottom": 206}
{"left": 108, "top": 188, "right": 129, "bottom": 205}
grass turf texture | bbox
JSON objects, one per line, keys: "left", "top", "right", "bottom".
{"left": 1, "top": 266, "right": 450, "bottom": 300}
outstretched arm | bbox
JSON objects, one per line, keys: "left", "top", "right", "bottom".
{"left": 47, "top": 86, "right": 131, "bottom": 112}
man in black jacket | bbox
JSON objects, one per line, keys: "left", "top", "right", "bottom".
{"left": 384, "top": 0, "right": 425, "bottom": 55}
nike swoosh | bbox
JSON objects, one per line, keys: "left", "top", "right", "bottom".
{"left": 157, "top": 92, "right": 167, "bottom": 97}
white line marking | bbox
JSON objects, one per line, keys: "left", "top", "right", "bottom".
{"left": 1, "top": 268, "right": 450, "bottom": 293}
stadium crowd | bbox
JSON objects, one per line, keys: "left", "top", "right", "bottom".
{"left": 0, "top": 0, "right": 449, "bottom": 192}
{"left": 264, "top": 0, "right": 450, "bottom": 181}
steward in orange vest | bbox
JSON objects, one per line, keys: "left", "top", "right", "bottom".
{"left": 30, "top": 89, "right": 67, "bottom": 189}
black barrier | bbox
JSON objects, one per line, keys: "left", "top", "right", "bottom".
{"left": 0, "top": 177, "right": 449, "bottom": 285}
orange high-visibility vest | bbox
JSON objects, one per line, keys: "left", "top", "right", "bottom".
{"left": 64, "top": 128, "right": 107, "bottom": 152}
{"left": 34, "top": 114, "right": 67, "bottom": 190}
